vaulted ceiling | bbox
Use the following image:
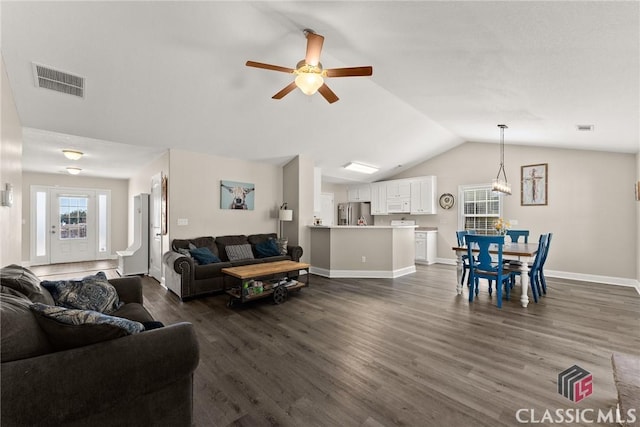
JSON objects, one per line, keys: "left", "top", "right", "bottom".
{"left": 2, "top": 1, "right": 638, "bottom": 182}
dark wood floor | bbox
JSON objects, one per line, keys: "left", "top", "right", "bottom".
{"left": 31, "top": 261, "right": 640, "bottom": 426}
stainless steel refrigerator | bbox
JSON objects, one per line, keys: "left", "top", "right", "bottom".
{"left": 337, "top": 202, "right": 373, "bottom": 226}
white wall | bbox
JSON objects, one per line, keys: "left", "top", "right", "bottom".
{"left": 0, "top": 57, "right": 23, "bottom": 266}
{"left": 167, "top": 149, "right": 282, "bottom": 240}
{"left": 21, "top": 172, "right": 129, "bottom": 262}
{"left": 387, "top": 142, "right": 637, "bottom": 282}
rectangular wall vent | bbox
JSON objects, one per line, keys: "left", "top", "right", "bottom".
{"left": 576, "top": 124, "right": 594, "bottom": 131}
{"left": 32, "top": 63, "right": 84, "bottom": 98}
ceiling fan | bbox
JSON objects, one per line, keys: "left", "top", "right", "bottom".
{"left": 246, "top": 29, "right": 373, "bottom": 104}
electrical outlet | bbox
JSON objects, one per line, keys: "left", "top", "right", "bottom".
{"left": 510, "top": 219, "right": 518, "bottom": 225}
{"left": 361, "top": 256, "right": 366, "bottom": 263}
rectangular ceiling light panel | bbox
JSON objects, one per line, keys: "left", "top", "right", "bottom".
{"left": 32, "top": 63, "right": 84, "bottom": 98}
{"left": 344, "top": 162, "right": 379, "bottom": 174}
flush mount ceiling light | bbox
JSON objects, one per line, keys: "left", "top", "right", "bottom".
{"left": 62, "top": 149, "right": 83, "bottom": 160}
{"left": 344, "top": 162, "right": 379, "bottom": 174}
{"left": 491, "top": 124, "right": 512, "bottom": 195}
{"left": 66, "top": 167, "right": 82, "bottom": 175}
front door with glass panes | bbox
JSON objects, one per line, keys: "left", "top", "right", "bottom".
{"left": 31, "top": 186, "right": 110, "bottom": 265}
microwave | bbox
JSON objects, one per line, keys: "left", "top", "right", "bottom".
{"left": 387, "top": 198, "right": 410, "bottom": 213}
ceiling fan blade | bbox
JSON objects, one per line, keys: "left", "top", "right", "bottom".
{"left": 325, "top": 66, "right": 373, "bottom": 78}
{"left": 317, "top": 83, "right": 339, "bottom": 104}
{"left": 272, "top": 82, "right": 298, "bottom": 100}
{"left": 305, "top": 32, "right": 324, "bottom": 66}
{"left": 246, "top": 61, "right": 294, "bottom": 74}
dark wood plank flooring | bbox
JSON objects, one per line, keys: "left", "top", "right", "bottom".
{"left": 30, "top": 262, "right": 640, "bottom": 426}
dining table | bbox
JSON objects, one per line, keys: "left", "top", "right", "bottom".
{"left": 451, "top": 242, "right": 539, "bottom": 307}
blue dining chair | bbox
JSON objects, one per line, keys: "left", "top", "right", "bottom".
{"left": 537, "top": 232, "right": 553, "bottom": 296}
{"left": 456, "top": 230, "right": 476, "bottom": 286}
{"left": 508, "top": 233, "right": 548, "bottom": 303}
{"left": 465, "top": 234, "right": 514, "bottom": 308}
{"left": 504, "top": 229, "right": 530, "bottom": 267}
{"left": 506, "top": 229, "right": 529, "bottom": 243}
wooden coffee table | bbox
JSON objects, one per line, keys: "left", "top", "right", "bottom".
{"left": 222, "top": 260, "right": 310, "bottom": 306}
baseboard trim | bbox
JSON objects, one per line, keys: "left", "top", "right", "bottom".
{"left": 434, "top": 258, "right": 639, "bottom": 294}
{"left": 310, "top": 265, "right": 416, "bottom": 279}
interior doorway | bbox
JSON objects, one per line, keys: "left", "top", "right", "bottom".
{"left": 149, "top": 173, "right": 163, "bottom": 282}
{"left": 31, "top": 186, "right": 111, "bottom": 266}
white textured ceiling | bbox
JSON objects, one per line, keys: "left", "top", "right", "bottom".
{"left": 2, "top": 1, "right": 639, "bottom": 183}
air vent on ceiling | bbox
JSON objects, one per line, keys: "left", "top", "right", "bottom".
{"left": 32, "top": 63, "right": 84, "bottom": 98}
{"left": 576, "top": 124, "right": 594, "bottom": 132}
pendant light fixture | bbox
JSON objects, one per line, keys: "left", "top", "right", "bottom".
{"left": 492, "top": 124, "right": 511, "bottom": 195}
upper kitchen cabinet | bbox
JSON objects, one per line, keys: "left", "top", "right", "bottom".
{"left": 370, "top": 182, "right": 387, "bottom": 215}
{"left": 347, "top": 184, "right": 371, "bottom": 202}
{"left": 386, "top": 180, "right": 411, "bottom": 199}
{"left": 410, "top": 176, "right": 437, "bottom": 214}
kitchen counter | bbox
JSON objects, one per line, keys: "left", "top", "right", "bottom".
{"left": 309, "top": 225, "right": 416, "bottom": 278}
{"left": 310, "top": 225, "right": 417, "bottom": 229}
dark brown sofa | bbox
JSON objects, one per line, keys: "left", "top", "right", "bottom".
{"left": 0, "top": 265, "right": 199, "bottom": 427}
{"left": 163, "top": 233, "right": 303, "bottom": 300}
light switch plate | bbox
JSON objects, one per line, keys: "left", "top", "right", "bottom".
{"left": 177, "top": 218, "right": 188, "bottom": 226}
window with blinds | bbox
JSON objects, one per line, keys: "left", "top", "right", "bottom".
{"left": 459, "top": 185, "right": 502, "bottom": 235}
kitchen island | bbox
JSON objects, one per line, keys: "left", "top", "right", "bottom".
{"left": 309, "top": 225, "right": 416, "bottom": 278}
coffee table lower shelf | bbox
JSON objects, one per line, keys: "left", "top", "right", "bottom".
{"left": 225, "top": 280, "right": 305, "bottom": 306}
{"left": 221, "top": 261, "right": 310, "bottom": 307}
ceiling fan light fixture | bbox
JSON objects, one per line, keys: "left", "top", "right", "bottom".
{"left": 344, "top": 162, "right": 379, "bottom": 174}
{"left": 294, "top": 72, "right": 324, "bottom": 96}
{"left": 62, "top": 149, "right": 83, "bottom": 160}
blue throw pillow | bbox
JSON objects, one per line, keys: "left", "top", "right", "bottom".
{"left": 255, "top": 239, "right": 280, "bottom": 257}
{"left": 41, "top": 272, "right": 123, "bottom": 314}
{"left": 189, "top": 246, "right": 220, "bottom": 265}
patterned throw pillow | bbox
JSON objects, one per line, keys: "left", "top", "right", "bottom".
{"left": 277, "top": 238, "right": 288, "bottom": 256}
{"left": 225, "top": 244, "right": 255, "bottom": 261}
{"left": 30, "top": 303, "right": 144, "bottom": 351}
{"left": 41, "top": 272, "right": 123, "bottom": 314}
{"left": 189, "top": 247, "right": 221, "bottom": 265}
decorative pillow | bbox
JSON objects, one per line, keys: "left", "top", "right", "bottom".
{"left": 30, "top": 303, "right": 144, "bottom": 351}
{"left": 255, "top": 238, "right": 281, "bottom": 257}
{"left": 277, "top": 238, "right": 288, "bottom": 256}
{"left": 0, "top": 264, "right": 55, "bottom": 305}
{"left": 177, "top": 248, "right": 192, "bottom": 258}
{"left": 189, "top": 246, "right": 221, "bottom": 265}
{"left": 41, "top": 272, "right": 123, "bottom": 314}
{"left": 226, "top": 244, "right": 255, "bottom": 261}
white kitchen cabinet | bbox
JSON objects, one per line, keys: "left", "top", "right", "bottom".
{"left": 415, "top": 230, "right": 437, "bottom": 265}
{"left": 410, "top": 176, "right": 437, "bottom": 214}
{"left": 347, "top": 184, "right": 371, "bottom": 202}
{"left": 370, "top": 182, "right": 387, "bottom": 215}
{"left": 386, "top": 180, "right": 411, "bottom": 199}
